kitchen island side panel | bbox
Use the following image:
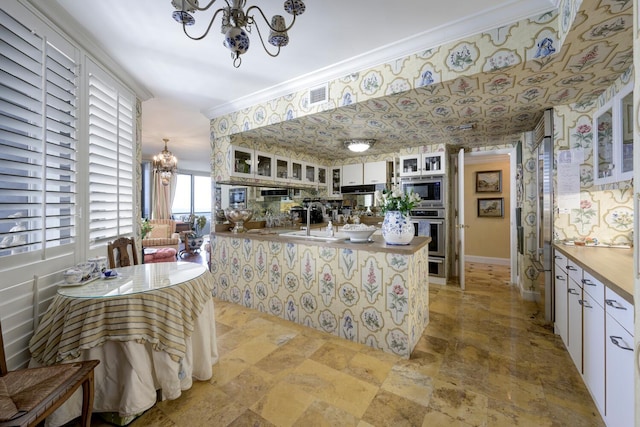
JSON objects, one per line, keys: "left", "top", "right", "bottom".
{"left": 209, "top": 234, "right": 430, "bottom": 358}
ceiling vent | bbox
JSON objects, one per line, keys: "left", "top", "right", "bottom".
{"left": 308, "top": 83, "right": 328, "bottom": 107}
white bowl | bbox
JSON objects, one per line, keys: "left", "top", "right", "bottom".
{"left": 341, "top": 225, "right": 377, "bottom": 242}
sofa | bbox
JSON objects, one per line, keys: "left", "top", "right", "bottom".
{"left": 141, "top": 219, "right": 180, "bottom": 257}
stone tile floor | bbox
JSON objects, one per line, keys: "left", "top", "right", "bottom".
{"left": 77, "top": 262, "right": 604, "bottom": 426}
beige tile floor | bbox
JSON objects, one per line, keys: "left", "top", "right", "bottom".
{"left": 79, "top": 262, "right": 604, "bottom": 426}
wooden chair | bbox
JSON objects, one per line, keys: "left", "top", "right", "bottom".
{"left": 0, "top": 322, "right": 99, "bottom": 427}
{"left": 107, "top": 237, "right": 139, "bottom": 268}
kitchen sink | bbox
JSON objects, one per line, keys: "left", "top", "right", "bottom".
{"left": 279, "top": 230, "right": 347, "bottom": 242}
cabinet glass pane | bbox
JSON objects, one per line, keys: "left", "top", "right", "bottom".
{"left": 318, "top": 167, "right": 326, "bottom": 184}
{"left": 291, "top": 162, "right": 302, "bottom": 181}
{"left": 276, "top": 159, "right": 288, "bottom": 179}
{"left": 305, "top": 165, "right": 315, "bottom": 182}
{"left": 234, "top": 149, "right": 252, "bottom": 174}
{"left": 256, "top": 154, "right": 272, "bottom": 177}
{"left": 595, "top": 108, "right": 613, "bottom": 179}
{"left": 423, "top": 154, "right": 442, "bottom": 173}
{"left": 402, "top": 158, "right": 418, "bottom": 174}
{"left": 621, "top": 91, "right": 633, "bottom": 174}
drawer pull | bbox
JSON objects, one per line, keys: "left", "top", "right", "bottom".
{"left": 581, "top": 279, "right": 595, "bottom": 286}
{"left": 566, "top": 265, "right": 577, "bottom": 271}
{"left": 605, "top": 299, "right": 627, "bottom": 310}
{"left": 554, "top": 255, "right": 562, "bottom": 259}
{"left": 609, "top": 335, "right": 633, "bottom": 351}
{"left": 579, "top": 300, "right": 592, "bottom": 308}
{"left": 568, "top": 288, "right": 579, "bottom": 295}
{"left": 555, "top": 275, "right": 566, "bottom": 281}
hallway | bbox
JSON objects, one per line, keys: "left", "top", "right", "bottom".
{"left": 84, "top": 263, "right": 602, "bottom": 426}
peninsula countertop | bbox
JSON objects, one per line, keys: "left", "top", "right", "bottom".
{"left": 213, "top": 228, "right": 430, "bottom": 254}
{"left": 553, "top": 243, "right": 634, "bottom": 304}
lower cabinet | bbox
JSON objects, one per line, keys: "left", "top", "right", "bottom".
{"left": 554, "top": 256, "right": 568, "bottom": 346}
{"left": 581, "top": 282, "right": 605, "bottom": 416}
{"left": 604, "top": 286, "right": 634, "bottom": 427}
{"left": 567, "top": 275, "right": 582, "bottom": 371}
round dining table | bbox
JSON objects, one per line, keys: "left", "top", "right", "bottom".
{"left": 29, "top": 262, "right": 218, "bottom": 427}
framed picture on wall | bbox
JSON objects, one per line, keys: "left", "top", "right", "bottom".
{"left": 477, "top": 198, "right": 504, "bottom": 217}
{"left": 476, "top": 170, "right": 502, "bottom": 192}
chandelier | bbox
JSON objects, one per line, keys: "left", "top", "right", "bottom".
{"left": 171, "top": 0, "right": 306, "bottom": 68}
{"left": 345, "top": 139, "right": 375, "bottom": 153}
{"left": 153, "top": 138, "right": 178, "bottom": 186}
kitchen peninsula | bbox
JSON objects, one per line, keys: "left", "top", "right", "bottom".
{"left": 209, "top": 230, "right": 430, "bottom": 358}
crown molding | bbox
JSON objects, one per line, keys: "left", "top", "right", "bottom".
{"left": 204, "top": 0, "right": 558, "bottom": 120}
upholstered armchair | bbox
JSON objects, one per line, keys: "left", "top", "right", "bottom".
{"left": 141, "top": 219, "right": 180, "bottom": 255}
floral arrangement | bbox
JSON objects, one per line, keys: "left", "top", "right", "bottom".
{"left": 141, "top": 219, "right": 153, "bottom": 239}
{"left": 375, "top": 186, "right": 421, "bottom": 215}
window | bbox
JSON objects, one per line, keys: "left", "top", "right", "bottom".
{"left": 171, "top": 173, "right": 212, "bottom": 234}
{"left": 0, "top": 8, "right": 78, "bottom": 258}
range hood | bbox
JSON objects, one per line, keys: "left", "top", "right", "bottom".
{"left": 260, "top": 188, "right": 289, "bottom": 197}
{"left": 340, "top": 184, "right": 386, "bottom": 194}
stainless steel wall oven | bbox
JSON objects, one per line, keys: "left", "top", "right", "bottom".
{"left": 410, "top": 208, "right": 446, "bottom": 278}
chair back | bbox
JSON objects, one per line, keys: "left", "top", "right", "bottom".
{"left": 107, "top": 237, "right": 139, "bottom": 268}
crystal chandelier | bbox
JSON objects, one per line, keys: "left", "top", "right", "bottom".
{"left": 345, "top": 139, "right": 375, "bottom": 153}
{"left": 171, "top": 0, "right": 306, "bottom": 68}
{"left": 153, "top": 138, "right": 178, "bottom": 186}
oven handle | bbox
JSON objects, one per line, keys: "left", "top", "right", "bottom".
{"left": 428, "top": 220, "right": 444, "bottom": 225}
{"left": 429, "top": 258, "right": 444, "bottom": 264}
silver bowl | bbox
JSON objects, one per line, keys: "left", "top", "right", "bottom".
{"left": 224, "top": 209, "right": 253, "bottom": 233}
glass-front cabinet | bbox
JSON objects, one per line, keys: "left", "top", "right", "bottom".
{"left": 231, "top": 146, "right": 253, "bottom": 177}
{"left": 255, "top": 151, "right": 274, "bottom": 179}
{"left": 317, "top": 166, "right": 327, "bottom": 186}
{"left": 274, "top": 156, "right": 289, "bottom": 182}
{"left": 399, "top": 152, "right": 445, "bottom": 177}
{"left": 399, "top": 155, "right": 420, "bottom": 177}
{"left": 290, "top": 160, "right": 303, "bottom": 184}
{"left": 593, "top": 82, "right": 633, "bottom": 184}
{"left": 305, "top": 164, "right": 316, "bottom": 183}
{"left": 331, "top": 167, "right": 341, "bottom": 194}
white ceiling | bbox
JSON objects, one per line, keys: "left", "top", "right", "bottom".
{"left": 34, "top": 0, "right": 564, "bottom": 170}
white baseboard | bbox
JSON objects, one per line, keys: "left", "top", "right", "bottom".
{"left": 520, "top": 288, "right": 540, "bottom": 301}
{"left": 430, "top": 276, "right": 446, "bottom": 285}
{"left": 465, "top": 255, "right": 510, "bottom": 266}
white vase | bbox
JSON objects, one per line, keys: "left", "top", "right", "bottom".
{"left": 381, "top": 211, "right": 414, "bottom": 245}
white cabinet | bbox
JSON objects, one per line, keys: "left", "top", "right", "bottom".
{"left": 290, "top": 160, "right": 303, "bottom": 184}
{"left": 317, "top": 166, "right": 327, "bottom": 187}
{"left": 399, "top": 152, "right": 445, "bottom": 177}
{"left": 274, "top": 156, "right": 290, "bottom": 182}
{"left": 604, "top": 286, "right": 633, "bottom": 427}
{"left": 363, "top": 161, "right": 388, "bottom": 184}
{"left": 342, "top": 163, "right": 363, "bottom": 186}
{"left": 230, "top": 146, "right": 274, "bottom": 179}
{"left": 566, "top": 260, "right": 582, "bottom": 372}
{"left": 554, "top": 251, "right": 569, "bottom": 347}
{"left": 581, "top": 272, "right": 605, "bottom": 416}
{"left": 304, "top": 163, "right": 316, "bottom": 184}
{"left": 331, "top": 167, "right": 341, "bottom": 195}
{"left": 593, "top": 82, "right": 633, "bottom": 184}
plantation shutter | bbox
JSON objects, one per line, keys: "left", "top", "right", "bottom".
{"left": 0, "top": 8, "right": 77, "bottom": 257}
{"left": 87, "top": 62, "right": 134, "bottom": 245}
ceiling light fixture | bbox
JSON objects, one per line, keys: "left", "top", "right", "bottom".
{"left": 171, "top": 0, "right": 306, "bottom": 68}
{"left": 345, "top": 139, "right": 375, "bottom": 153}
{"left": 153, "top": 138, "right": 178, "bottom": 186}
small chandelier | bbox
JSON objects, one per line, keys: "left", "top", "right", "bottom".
{"left": 345, "top": 139, "right": 375, "bottom": 153}
{"left": 171, "top": 0, "right": 306, "bottom": 68}
{"left": 153, "top": 138, "right": 178, "bottom": 186}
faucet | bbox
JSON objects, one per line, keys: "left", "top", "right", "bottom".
{"left": 305, "top": 202, "right": 325, "bottom": 236}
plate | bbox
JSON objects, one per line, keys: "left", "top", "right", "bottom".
{"left": 101, "top": 272, "right": 119, "bottom": 279}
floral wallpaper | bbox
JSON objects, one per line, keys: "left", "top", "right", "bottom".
{"left": 209, "top": 235, "right": 430, "bottom": 358}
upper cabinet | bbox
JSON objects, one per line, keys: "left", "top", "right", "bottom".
{"left": 342, "top": 163, "right": 364, "bottom": 186}
{"left": 593, "top": 83, "right": 633, "bottom": 184}
{"left": 363, "top": 161, "right": 388, "bottom": 184}
{"left": 274, "top": 156, "right": 290, "bottom": 183}
{"left": 399, "top": 152, "right": 446, "bottom": 177}
{"left": 231, "top": 146, "right": 275, "bottom": 179}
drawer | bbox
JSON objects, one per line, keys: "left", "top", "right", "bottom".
{"left": 554, "top": 251, "right": 567, "bottom": 274}
{"left": 566, "top": 259, "right": 582, "bottom": 288}
{"left": 582, "top": 271, "right": 605, "bottom": 308}
{"left": 605, "top": 286, "right": 634, "bottom": 336}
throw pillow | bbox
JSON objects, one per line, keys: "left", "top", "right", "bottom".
{"left": 149, "top": 224, "right": 169, "bottom": 239}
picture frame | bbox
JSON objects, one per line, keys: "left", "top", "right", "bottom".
{"left": 477, "top": 198, "right": 504, "bottom": 217}
{"left": 475, "top": 170, "right": 502, "bottom": 193}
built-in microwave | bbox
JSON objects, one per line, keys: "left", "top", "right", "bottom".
{"left": 401, "top": 176, "right": 444, "bottom": 207}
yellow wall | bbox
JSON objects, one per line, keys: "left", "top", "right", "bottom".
{"left": 464, "top": 159, "right": 510, "bottom": 259}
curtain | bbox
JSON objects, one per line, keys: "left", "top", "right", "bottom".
{"left": 152, "top": 171, "right": 176, "bottom": 219}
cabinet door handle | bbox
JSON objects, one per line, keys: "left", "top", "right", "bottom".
{"left": 609, "top": 335, "right": 633, "bottom": 351}
{"left": 555, "top": 275, "right": 566, "bottom": 281}
{"left": 578, "top": 299, "right": 592, "bottom": 308}
{"left": 605, "top": 299, "right": 627, "bottom": 310}
{"left": 568, "top": 288, "right": 579, "bottom": 295}
{"left": 566, "top": 265, "right": 577, "bottom": 271}
{"left": 554, "top": 255, "right": 562, "bottom": 259}
{"left": 581, "top": 279, "right": 595, "bottom": 286}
